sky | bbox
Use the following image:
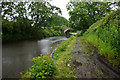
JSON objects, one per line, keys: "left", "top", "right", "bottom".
{"left": 49, "top": 0, "right": 70, "bottom": 20}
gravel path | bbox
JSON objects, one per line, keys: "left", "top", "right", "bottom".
{"left": 72, "top": 38, "right": 120, "bottom": 78}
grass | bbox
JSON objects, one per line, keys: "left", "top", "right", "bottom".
{"left": 80, "top": 33, "right": 120, "bottom": 66}
{"left": 78, "top": 35, "right": 120, "bottom": 67}
{"left": 53, "top": 36, "right": 77, "bottom": 78}
{"left": 78, "top": 9, "right": 120, "bottom": 66}
{"left": 83, "top": 34, "right": 115, "bottom": 58}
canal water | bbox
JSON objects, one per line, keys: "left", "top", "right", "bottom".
{"left": 2, "top": 36, "right": 67, "bottom": 78}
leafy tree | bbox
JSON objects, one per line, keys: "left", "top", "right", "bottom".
{"left": 67, "top": 0, "right": 118, "bottom": 30}
{"left": 1, "top": 1, "right": 64, "bottom": 41}
{"left": 28, "top": 1, "right": 61, "bottom": 27}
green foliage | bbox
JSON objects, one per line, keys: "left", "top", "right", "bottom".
{"left": 51, "top": 14, "right": 68, "bottom": 26}
{"left": 67, "top": 1, "right": 119, "bottom": 30}
{"left": 2, "top": 1, "right": 61, "bottom": 27}
{"left": 28, "top": 1, "right": 61, "bottom": 27}
{"left": 2, "top": 19, "right": 32, "bottom": 42}
{"left": 2, "top": 2, "right": 67, "bottom": 42}
{"left": 53, "top": 36, "right": 76, "bottom": 78}
{"left": 53, "top": 37, "right": 74, "bottom": 60}
{"left": 36, "top": 26, "right": 64, "bottom": 39}
{"left": 83, "top": 9, "right": 120, "bottom": 66}
{"left": 2, "top": 21, "right": 65, "bottom": 42}
{"left": 22, "top": 54, "right": 56, "bottom": 78}
{"left": 21, "top": 36, "right": 76, "bottom": 78}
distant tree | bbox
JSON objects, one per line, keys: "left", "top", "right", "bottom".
{"left": 50, "top": 14, "right": 68, "bottom": 26}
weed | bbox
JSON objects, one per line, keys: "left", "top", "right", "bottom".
{"left": 22, "top": 53, "right": 56, "bottom": 78}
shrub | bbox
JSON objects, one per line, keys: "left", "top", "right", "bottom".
{"left": 22, "top": 54, "right": 56, "bottom": 79}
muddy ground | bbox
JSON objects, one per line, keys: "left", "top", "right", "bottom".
{"left": 71, "top": 38, "right": 120, "bottom": 78}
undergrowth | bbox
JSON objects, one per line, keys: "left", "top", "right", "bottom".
{"left": 81, "top": 9, "right": 120, "bottom": 66}
{"left": 21, "top": 53, "right": 56, "bottom": 79}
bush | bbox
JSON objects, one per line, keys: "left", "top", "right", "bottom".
{"left": 22, "top": 54, "right": 56, "bottom": 79}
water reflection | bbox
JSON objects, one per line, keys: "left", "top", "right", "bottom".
{"left": 38, "top": 40, "right": 50, "bottom": 55}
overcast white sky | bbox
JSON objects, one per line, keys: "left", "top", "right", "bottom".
{"left": 49, "top": 0, "right": 70, "bottom": 20}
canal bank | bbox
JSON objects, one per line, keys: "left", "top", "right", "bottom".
{"left": 22, "top": 36, "right": 77, "bottom": 78}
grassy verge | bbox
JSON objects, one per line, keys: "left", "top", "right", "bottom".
{"left": 79, "top": 33, "right": 120, "bottom": 66}
{"left": 53, "top": 36, "right": 77, "bottom": 78}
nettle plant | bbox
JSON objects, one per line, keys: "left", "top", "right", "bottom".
{"left": 22, "top": 54, "right": 56, "bottom": 78}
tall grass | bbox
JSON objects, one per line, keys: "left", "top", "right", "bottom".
{"left": 82, "top": 9, "right": 120, "bottom": 66}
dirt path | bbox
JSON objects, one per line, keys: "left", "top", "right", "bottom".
{"left": 72, "top": 38, "right": 120, "bottom": 78}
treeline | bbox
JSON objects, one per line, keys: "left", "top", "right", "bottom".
{"left": 1, "top": 1, "right": 68, "bottom": 42}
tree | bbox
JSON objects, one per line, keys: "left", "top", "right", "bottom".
{"left": 2, "top": 1, "right": 62, "bottom": 41}
{"left": 66, "top": 0, "right": 118, "bottom": 30}
{"left": 28, "top": 1, "right": 61, "bottom": 28}
{"left": 50, "top": 14, "right": 68, "bottom": 26}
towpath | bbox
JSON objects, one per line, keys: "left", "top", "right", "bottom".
{"left": 72, "top": 38, "right": 120, "bottom": 78}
